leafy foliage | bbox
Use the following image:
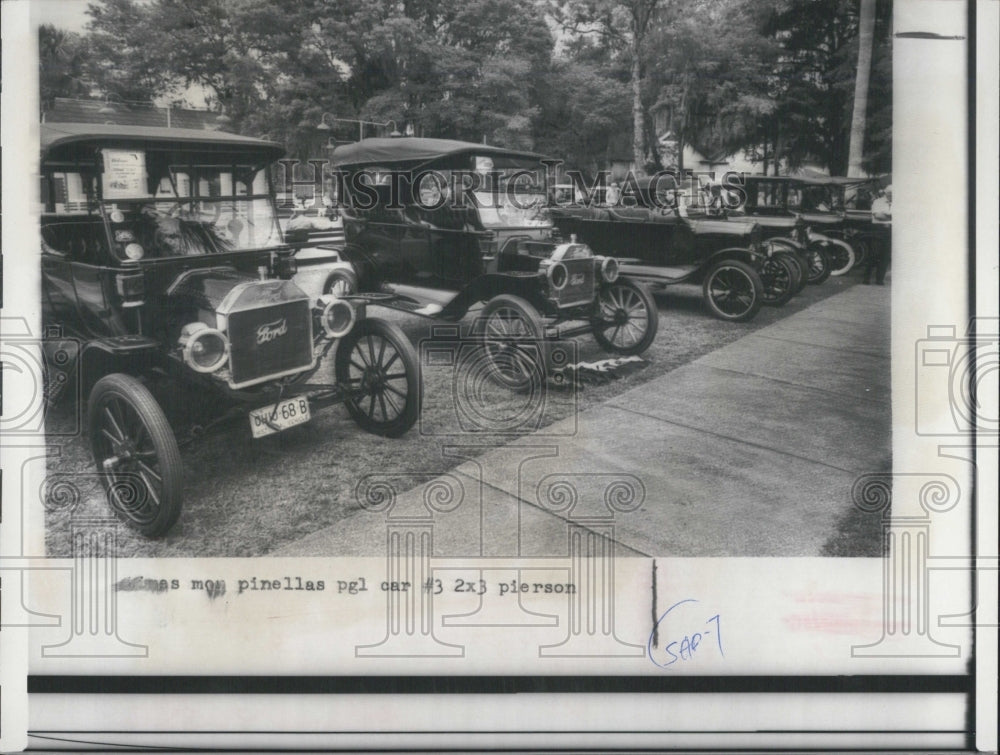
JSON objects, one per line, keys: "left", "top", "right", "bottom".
{"left": 39, "top": 25, "right": 92, "bottom": 114}
{"left": 41, "top": 0, "right": 890, "bottom": 175}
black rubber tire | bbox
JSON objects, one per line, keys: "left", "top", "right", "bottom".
{"left": 773, "top": 250, "right": 805, "bottom": 293}
{"left": 826, "top": 240, "right": 856, "bottom": 276}
{"left": 851, "top": 236, "right": 871, "bottom": 269}
{"left": 592, "top": 278, "right": 659, "bottom": 355}
{"left": 477, "top": 295, "right": 549, "bottom": 391}
{"left": 790, "top": 252, "right": 810, "bottom": 293}
{"left": 764, "top": 240, "right": 808, "bottom": 293}
{"left": 805, "top": 243, "right": 832, "bottom": 285}
{"left": 324, "top": 268, "right": 358, "bottom": 297}
{"left": 335, "top": 318, "right": 421, "bottom": 437}
{"left": 702, "top": 259, "right": 764, "bottom": 322}
{"left": 758, "top": 254, "right": 797, "bottom": 307}
{"left": 87, "top": 373, "right": 183, "bottom": 537}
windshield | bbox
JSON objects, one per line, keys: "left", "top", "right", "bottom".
{"left": 473, "top": 190, "right": 550, "bottom": 228}
{"left": 42, "top": 150, "right": 284, "bottom": 262}
{"left": 109, "top": 163, "right": 281, "bottom": 257}
{"left": 102, "top": 195, "right": 282, "bottom": 261}
{"left": 789, "top": 184, "right": 843, "bottom": 212}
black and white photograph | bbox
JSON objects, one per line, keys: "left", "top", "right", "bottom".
{"left": 1, "top": 0, "right": 996, "bottom": 750}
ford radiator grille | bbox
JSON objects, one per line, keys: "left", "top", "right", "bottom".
{"left": 551, "top": 258, "right": 595, "bottom": 308}
{"left": 228, "top": 301, "right": 313, "bottom": 386}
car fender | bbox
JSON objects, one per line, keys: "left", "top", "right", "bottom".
{"left": 337, "top": 244, "right": 381, "bottom": 289}
{"left": 439, "top": 273, "right": 549, "bottom": 320}
{"left": 79, "top": 336, "right": 163, "bottom": 397}
{"left": 808, "top": 232, "right": 855, "bottom": 257}
{"left": 704, "top": 247, "right": 765, "bottom": 270}
{"left": 763, "top": 236, "right": 805, "bottom": 254}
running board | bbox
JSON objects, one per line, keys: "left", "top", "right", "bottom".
{"left": 619, "top": 263, "right": 698, "bottom": 285}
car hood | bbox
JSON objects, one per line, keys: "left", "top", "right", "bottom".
{"left": 165, "top": 267, "right": 308, "bottom": 313}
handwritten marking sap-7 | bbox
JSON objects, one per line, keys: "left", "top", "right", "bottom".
{"left": 647, "top": 598, "right": 724, "bottom": 669}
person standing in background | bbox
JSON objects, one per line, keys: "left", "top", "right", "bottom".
{"left": 864, "top": 185, "right": 891, "bottom": 285}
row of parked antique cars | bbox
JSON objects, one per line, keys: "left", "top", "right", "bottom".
{"left": 38, "top": 124, "right": 884, "bottom": 536}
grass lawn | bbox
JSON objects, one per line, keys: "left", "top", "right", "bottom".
{"left": 43, "top": 273, "right": 868, "bottom": 557}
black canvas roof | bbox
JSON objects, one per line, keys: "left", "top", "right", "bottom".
{"left": 743, "top": 173, "right": 889, "bottom": 187}
{"left": 329, "top": 136, "right": 548, "bottom": 170}
{"left": 40, "top": 123, "right": 285, "bottom": 160}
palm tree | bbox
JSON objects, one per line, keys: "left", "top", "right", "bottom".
{"left": 846, "top": 0, "right": 876, "bottom": 177}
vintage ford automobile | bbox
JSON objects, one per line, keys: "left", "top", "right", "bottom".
{"left": 686, "top": 178, "right": 814, "bottom": 293}
{"left": 736, "top": 175, "right": 854, "bottom": 278}
{"left": 40, "top": 123, "right": 421, "bottom": 537}
{"left": 793, "top": 174, "right": 891, "bottom": 270}
{"left": 328, "top": 137, "right": 659, "bottom": 386}
{"left": 548, "top": 175, "right": 792, "bottom": 321}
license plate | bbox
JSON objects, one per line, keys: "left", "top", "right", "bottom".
{"left": 249, "top": 397, "right": 311, "bottom": 438}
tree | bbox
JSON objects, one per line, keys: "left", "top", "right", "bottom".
{"left": 39, "top": 25, "right": 92, "bottom": 115}
{"left": 645, "top": 0, "right": 778, "bottom": 172}
{"left": 551, "top": 0, "right": 661, "bottom": 173}
{"left": 534, "top": 55, "right": 632, "bottom": 175}
{"left": 846, "top": 0, "right": 875, "bottom": 176}
{"left": 755, "top": 0, "right": 892, "bottom": 174}
{"left": 84, "top": 0, "right": 176, "bottom": 102}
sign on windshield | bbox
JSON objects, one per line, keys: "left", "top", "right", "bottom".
{"left": 102, "top": 149, "right": 150, "bottom": 199}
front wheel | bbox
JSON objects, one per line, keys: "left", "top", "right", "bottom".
{"left": 702, "top": 259, "right": 764, "bottom": 322}
{"left": 758, "top": 255, "right": 797, "bottom": 307}
{"left": 478, "top": 295, "right": 549, "bottom": 391}
{"left": 335, "top": 318, "right": 421, "bottom": 437}
{"left": 825, "top": 240, "right": 856, "bottom": 276}
{"left": 592, "top": 279, "right": 659, "bottom": 355}
{"left": 88, "top": 373, "right": 183, "bottom": 537}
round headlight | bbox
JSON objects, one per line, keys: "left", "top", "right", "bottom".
{"left": 600, "top": 256, "right": 619, "bottom": 283}
{"left": 124, "top": 243, "right": 145, "bottom": 261}
{"left": 547, "top": 261, "right": 568, "bottom": 291}
{"left": 321, "top": 298, "right": 357, "bottom": 339}
{"left": 181, "top": 326, "right": 229, "bottom": 373}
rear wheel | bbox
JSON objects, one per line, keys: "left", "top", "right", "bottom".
{"left": 478, "top": 295, "right": 549, "bottom": 391}
{"left": 851, "top": 236, "right": 871, "bottom": 269}
{"left": 702, "top": 260, "right": 763, "bottom": 322}
{"left": 335, "top": 318, "right": 420, "bottom": 437}
{"left": 88, "top": 374, "right": 183, "bottom": 537}
{"left": 805, "top": 244, "right": 832, "bottom": 284}
{"left": 758, "top": 255, "right": 797, "bottom": 307}
{"left": 324, "top": 268, "right": 358, "bottom": 297}
{"left": 592, "top": 279, "right": 659, "bottom": 355}
{"left": 773, "top": 251, "right": 805, "bottom": 292}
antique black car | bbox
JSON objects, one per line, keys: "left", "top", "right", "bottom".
{"left": 793, "top": 174, "right": 891, "bottom": 270}
{"left": 40, "top": 124, "right": 421, "bottom": 536}
{"left": 549, "top": 175, "right": 789, "bottom": 322}
{"left": 738, "top": 175, "right": 854, "bottom": 278}
{"left": 329, "top": 137, "right": 659, "bottom": 386}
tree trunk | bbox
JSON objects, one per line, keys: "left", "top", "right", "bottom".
{"left": 773, "top": 120, "right": 781, "bottom": 175}
{"left": 631, "top": 44, "right": 645, "bottom": 174}
{"left": 847, "top": 0, "right": 876, "bottom": 177}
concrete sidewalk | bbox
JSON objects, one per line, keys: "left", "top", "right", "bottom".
{"left": 274, "top": 285, "right": 890, "bottom": 558}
